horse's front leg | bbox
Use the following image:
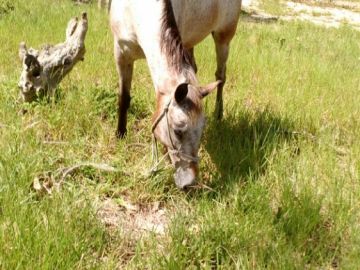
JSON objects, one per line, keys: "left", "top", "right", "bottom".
{"left": 114, "top": 42, "right": 134, "bottom": 138}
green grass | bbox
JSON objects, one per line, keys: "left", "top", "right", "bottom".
{"left": 258, "top": 0, "right": 283, "bottom": 15}
{"left": 1, "top": 0, "right": 360, "bottom": 269}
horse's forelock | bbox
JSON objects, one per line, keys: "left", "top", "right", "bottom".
{"left": 182, "top": 88, "right": 203, "bottom": 125}
{"left": 152, "top": 86, "right": 202, "bottom": 129}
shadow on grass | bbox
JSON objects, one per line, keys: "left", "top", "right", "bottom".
{"left": 203, "top": 109, "right": 297, "bottom": 193}
{"left": 240, "top": 9, "right": 279, "bottom": 24}
{"left": 172, "top": 110, "right": 344, "bottom": 268}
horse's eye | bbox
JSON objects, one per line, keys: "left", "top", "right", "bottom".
{"left": 174, "top": 129, "right": 183, "bottom": 139}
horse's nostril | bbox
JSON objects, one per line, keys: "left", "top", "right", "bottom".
{"left": 178, "top": 182, "right": 194, "bottom": 190}
{"left": 174, "top": 166, "right": 196, "bottom": 189}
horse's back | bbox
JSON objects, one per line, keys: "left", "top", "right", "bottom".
{"left": 172, "top": 0, "right": 242, "bottom": 48}
{"left": 110, "top": 0, "right": 242, "bottom": 54}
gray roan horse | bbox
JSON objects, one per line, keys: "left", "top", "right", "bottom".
{"left": 110, "top": 0, "right": 242, "bottom": 188}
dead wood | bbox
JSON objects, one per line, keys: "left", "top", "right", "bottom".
{"left": 32, "top": 162, "right": 126, "bottom": 195}
{"left": 98, "top": 0, "right": 111, "bottom": 12}
{"left": 18, "top": 12, "right": 88, "bottom": 102}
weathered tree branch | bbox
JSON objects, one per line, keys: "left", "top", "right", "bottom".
{"left": 32, "top": 162, "right": 127, "bottom": 195}
{"left": 98, "top": 0, "right": 111, "bottom": 12}
{"left": 18, "top": 12, "right": 88, "bottom": 102}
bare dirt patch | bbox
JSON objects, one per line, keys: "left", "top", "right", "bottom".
{"left": 96, "top": 198, "right": 168, "bottom": 266}
{"left": 97, "top": 198, "right": 168, "bottom": 236}
{"left": 242, "top": 0, "right": 360, "bottom": 31}
{"left": 283, "top": 1, "right": 360, "bottom": 31}
{"left": 290, "top": 0, "right": 360, "bottom": 11}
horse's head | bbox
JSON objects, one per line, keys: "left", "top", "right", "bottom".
{"left": 152, "top": 80, "right": 221, "bottom": 189}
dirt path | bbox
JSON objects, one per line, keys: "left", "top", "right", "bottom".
{"left": 242, "top": 0, "right": 360, "bottom": 31}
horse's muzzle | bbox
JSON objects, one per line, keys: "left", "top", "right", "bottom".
{"left": 174, "top": 161, "right": 197, "bottom": 189}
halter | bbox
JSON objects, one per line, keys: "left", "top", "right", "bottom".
{"left": 150, "top": 99, "right": 199, "bottom": 172}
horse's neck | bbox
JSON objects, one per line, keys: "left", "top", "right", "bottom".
{"left": 140, "top": 31, "right": 188, "bottom": 96}
{"left": 145, "top": 50, "right": 186, "bottom": 95}
{"left": 132, "top": 0, "right": 193, "bottom": 95}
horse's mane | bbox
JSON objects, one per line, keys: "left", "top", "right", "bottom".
{"left": 160, "top": 0, "right": 192, "bottom": 74}
{"left": 160, "top": 0, "right": 201, "bottom": 115}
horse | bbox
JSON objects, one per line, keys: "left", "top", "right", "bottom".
{"left": 110, "top": 0, "right": 242, "bottom": 188}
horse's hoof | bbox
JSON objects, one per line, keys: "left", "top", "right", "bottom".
{"left": 20, "top": 108, "right": 28, "bottom": 115}
{"left": 116, "top": 129, "right": 127, "bottom": 139}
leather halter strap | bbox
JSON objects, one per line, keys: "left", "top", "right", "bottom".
{"left": 151, "top": 99, "right": 199, "bottom": 166}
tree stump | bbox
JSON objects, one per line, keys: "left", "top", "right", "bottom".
{"left": 18, "top": 12, "right": 88, "bottom": 102}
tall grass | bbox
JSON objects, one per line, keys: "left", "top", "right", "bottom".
{"left": 0, "top": 0, "right": 360, "bottom": 268}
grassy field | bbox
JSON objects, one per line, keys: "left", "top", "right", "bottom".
{"left": 1, "top": 0, "right": 360, "bottom": 269}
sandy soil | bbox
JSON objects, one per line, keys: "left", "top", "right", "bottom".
{"left": 242, "top": 0, "right": 360, "bottom": 31}
{"left": 97, "top": 198, "right": 168, "bottom": 236}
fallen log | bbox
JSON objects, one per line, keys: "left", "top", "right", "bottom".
{"left": 18, "top": 12, "right": 88, "bottom": 102}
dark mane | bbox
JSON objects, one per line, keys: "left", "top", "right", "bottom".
{"left": 161, "top": 0, "right": 192, "bottom": 73}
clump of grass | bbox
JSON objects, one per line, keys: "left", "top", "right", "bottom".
{"left": 0, "top": 0, "right": 14, "bottom": 16}
{"left": 90, "top": 86, "right": 118, "bottom": 120}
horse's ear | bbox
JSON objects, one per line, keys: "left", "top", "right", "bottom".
{"left": 174, "top": 83, "right": 188, "bottom": 104}
{"left": 200, "top": 80, "right": 222, "bottom": 98}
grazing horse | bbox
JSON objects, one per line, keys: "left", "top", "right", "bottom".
{"left": 110, "top": 0, "right": 242, "bottom": 188}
